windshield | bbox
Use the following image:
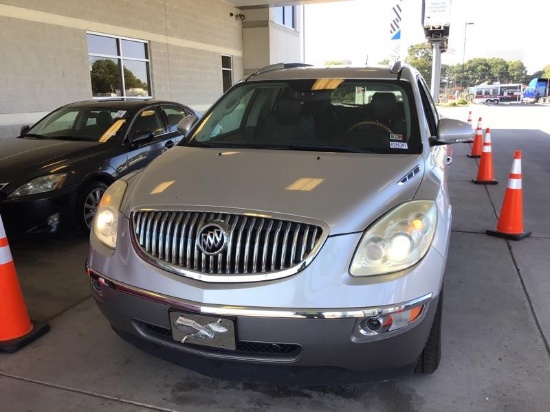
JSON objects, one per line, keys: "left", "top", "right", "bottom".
{"left": 185, "top": 79, "right": 421, "bottom": 154}
{"left": 25, "top": 107, "right": 128, "bottom": 142}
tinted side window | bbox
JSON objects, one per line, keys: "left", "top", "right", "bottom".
{"left": 161, "top": 105, "right": 188, "bottom": 132}
{"left": 132, "top": 108, "right": 165, "bottom": 137}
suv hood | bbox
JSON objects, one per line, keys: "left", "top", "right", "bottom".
{"left": 124, "top": 147, "right": 424, "bottom": 234}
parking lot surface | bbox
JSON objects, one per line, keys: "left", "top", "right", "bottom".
{"left": 1, "top": 104, "right": 549, "bottom": 412}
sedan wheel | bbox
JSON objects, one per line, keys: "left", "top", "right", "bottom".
{"left": 77, "top": 181, "right": 108, "bottom": 234}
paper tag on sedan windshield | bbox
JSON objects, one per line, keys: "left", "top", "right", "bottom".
{"left": 115, "top": 110, "right": 127, "bottom": 118}
{"left": 390, "top": 134, "right": 404, "bottom": 141}
{"left": 390, "top": 142, "right": 408, "bottom": 149}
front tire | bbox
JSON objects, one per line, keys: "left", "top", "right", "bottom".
{"left": 415, "top": 288, "right": 443, "bottom": 374}
{"left": 76, "top": 181, "right": 108, "bottom": 235}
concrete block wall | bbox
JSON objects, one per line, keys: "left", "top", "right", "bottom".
{"left": 0, "top": 0, "right": 244, "bottom": 138}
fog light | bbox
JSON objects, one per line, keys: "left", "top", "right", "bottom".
{"left": 357, "top": 304, "right": 426, "bottom": 337}
{"left": 47, "top": 212, "right": 61, "bottom": 226}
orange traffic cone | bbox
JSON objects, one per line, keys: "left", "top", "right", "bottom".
{"left": 487, "top": 151, "right": 532, "bottom": 240}
{"left": 476, "top": 116, "right": 483, "bottom": 131}
{"left": 0, "top": 215, "right": 49, "bottom": 353}
{"left": 473, "top": 128, "right": 498, "bottom": 185}
{"left": 467, "top": 126, "right": 483, "bottom": 158}
{"left": 464, "top": 111, "right": 475, "bottom": 143}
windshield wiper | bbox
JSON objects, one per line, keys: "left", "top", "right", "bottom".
{"left": 285, "top": 144, "right": 377, "bottom": 153}
{"left": 22, "top": 133, "right": 48, "bottom": 139}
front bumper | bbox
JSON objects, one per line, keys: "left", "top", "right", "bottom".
{"left": 87, "top": 266, "right": 439, "bottom": 381}
{"left": 0, "top": 189, "right": 77, "bottom": 235}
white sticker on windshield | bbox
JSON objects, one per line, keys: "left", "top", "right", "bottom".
{"left": 390, "top": 133, "right": 404, "bottom": 141}
{"left": 115, "top": 110, "right": 126, "bottom": 118}
{"left": 390, "top": 142, "right": 408, "bottom": 149}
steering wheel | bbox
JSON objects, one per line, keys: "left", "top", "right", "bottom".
{"left": 347, "top": 121, "right": 392, "bottom": 134}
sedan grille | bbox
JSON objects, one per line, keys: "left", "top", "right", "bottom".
{"left": 131, "top": 211, "right": 324, "bottom": 279}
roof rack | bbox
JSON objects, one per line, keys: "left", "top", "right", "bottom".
{"left": 245, "top": 63, "right": 313, "bottom": 81}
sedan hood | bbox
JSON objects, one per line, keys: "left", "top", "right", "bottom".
{"left": 0, "top": 137, "right": 100, "bottom": 177}
{"left": 124, "top": 147, "right": 424, "bottom": 234}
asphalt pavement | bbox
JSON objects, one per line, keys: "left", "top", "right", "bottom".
{"left": 1, "top": 104, "right": 549, "bottom": 412}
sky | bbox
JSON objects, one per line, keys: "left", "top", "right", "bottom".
{"left": 304, "top": 0, "right": 548, "bottom": 74}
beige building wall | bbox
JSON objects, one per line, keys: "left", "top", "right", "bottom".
{"left": 0, "top": 0, "right": 244, "bottom": 138}
{"left": 242, "top": 6, "right": 303, "bottom": 76}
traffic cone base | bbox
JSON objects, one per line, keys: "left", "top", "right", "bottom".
{"left": 473, "top": 178, "right": 498, "bottom": 185}
{"left": 486, "top": 229, "right": 532, "bottom": 241}
{"left": 0, "top": 322, "right": 50, "bottom": 353}
{"left": 467, "top": 153, "right": 480, "bottom": 158}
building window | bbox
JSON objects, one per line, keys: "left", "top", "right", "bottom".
{"left": 87, "top": 32, "right": 151, "bottom": 98}
{"left": 274, "top": 6, "right": 295, "bottom": 29}
{"left": 222, "top": 55, "right": 233, "bottom": 93}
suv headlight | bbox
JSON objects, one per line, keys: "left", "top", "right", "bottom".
{"left": 92, "top": 180, "right": 127, "bottom": 249}
{"left": 350, "top": 200, "right": 437, "bottom": 277}
{"left": 9, "top": 173, "right": 67, "bottom": 197}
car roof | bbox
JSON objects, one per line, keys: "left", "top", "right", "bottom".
{"left": 245, "top": 63, "right": 417, "bottom": 83}
{"left": 63, "top": 99, "right": 185, "bottom": 110}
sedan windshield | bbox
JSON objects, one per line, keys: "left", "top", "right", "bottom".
{"left": 185, "top": 79, "right": 422, "bottom": 154}
{"left": 24, "top": 107, "right": 128, "bottom": 142}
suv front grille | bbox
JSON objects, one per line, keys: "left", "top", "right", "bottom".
{"left": 131, "top": 211, "right": 324, "bottom": 278}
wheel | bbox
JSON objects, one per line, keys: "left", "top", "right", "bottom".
{"left": 76, "top": 181, "right": 108, "bottom": 235}
{"left": 415, "top": 288, "right": 443, "bottom": 374}
{"left": 347, "top": 120, "right": 392, "bottom": 134}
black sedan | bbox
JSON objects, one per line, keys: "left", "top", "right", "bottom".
{"left": 0, "top": 99, "right": 200, "bottom": 236}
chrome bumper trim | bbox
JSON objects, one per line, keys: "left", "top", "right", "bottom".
{"left": 87, "top": 265, "right": 433, "bottom": 320}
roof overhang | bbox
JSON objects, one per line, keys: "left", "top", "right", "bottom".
{"left": 227, "top": 0, "right": 347, "bottom": 8}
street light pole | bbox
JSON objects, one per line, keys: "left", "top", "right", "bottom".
{"left": 461, "top": 22, "right": 474, "bottom": 94}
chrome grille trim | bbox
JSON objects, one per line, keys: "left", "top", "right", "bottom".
{"left": 130, "top": 209, "right": 328, "bottom": 283}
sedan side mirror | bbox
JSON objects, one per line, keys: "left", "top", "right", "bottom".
{"left": 130, "top": 130, "right": 154, "bottom": 148}
{"left": 18, "top": 125, "right": 30, "bottom": 138}
{"left": 430, "top": 118, "right": 475, "bottom": 146}
{"left": 177, "top": 114, "right": 199, "bottom": 137}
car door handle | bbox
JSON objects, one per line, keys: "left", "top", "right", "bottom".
{"left": 165, "top": 140, "right": 174, "bottom": 149}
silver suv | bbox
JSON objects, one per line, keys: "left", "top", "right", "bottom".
{"left": 87, "top": 62, "right": 473, "bottom": 382}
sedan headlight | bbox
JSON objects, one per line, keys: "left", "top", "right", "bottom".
{"left": 93, "top": 180, "right": 127, "bottom": 249}
{"left": 350, "top": 200, "right": 437, "bottom": 277}
{"left": 9, "top": 173, "right": 67, "bottom": 197}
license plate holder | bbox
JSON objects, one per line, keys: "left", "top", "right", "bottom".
{"left": 169, "top": 311, "right": 236, "bottom": 350}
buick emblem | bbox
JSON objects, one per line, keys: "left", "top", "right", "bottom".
{"left": 197, "top": 221, "right": 229, "bottom": 255}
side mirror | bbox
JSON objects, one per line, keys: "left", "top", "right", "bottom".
{"left": 19, "top": 125, "right": 30, "bottom": 138}
{"left": 176, "top": 114, "right": 199, "bottom": 137}
{"left": 430, "top": 118, "right": 475, "bottom": 146}
{"left": 130, "top": 130, "right": 154, "bottom": 147}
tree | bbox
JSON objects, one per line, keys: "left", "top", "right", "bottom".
{"left": 508, "top": 60, "right": 528, "bottom": 83}
{"left": 405, "top": 43, "right": 432, "bottom": 85}
{"left": 543, "top": 65, "right": 550, "bottom": 78}
{"left": 91, "top": 59, "right": 120, "bottom": 95}
{"left": 487, "top": 58, "right": 509, "bottom": 83}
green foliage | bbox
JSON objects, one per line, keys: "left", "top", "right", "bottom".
{"left": 456, "top": 98, "right": 468, "bottom": 105}
{"left": 404, "top": 43, "right": 433, "bottom": 85}
{"left": 397, "top": 43, "right": 547, "bottom": 91}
